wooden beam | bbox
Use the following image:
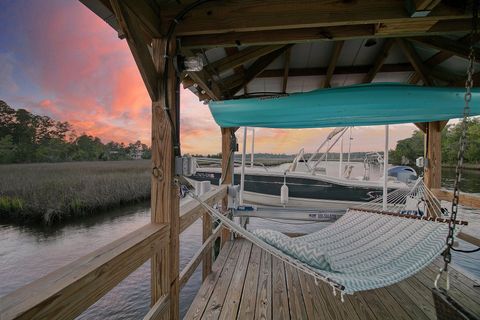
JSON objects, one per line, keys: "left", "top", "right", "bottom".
{"left": 396, "top": 38, "right": 433, "bottom": 86}
{"left": 424, "top": 121, "right": 442, "bottom": 189}
{"left": 110, "top": 0, "right": 158, "bottom": 101}
{"left": 414, "top": 122, "right": 427, "bottom": 133}
{"left": 257, "top": 63, "right": 414, "bottom": 78}
{"left": 123, "top": 0, "right": 161, "bottom": 40}
{"left": 160, "top": 0, "right": 467, "bottom": 36}
{"left": 220, "top": 127, "right": 236, "bottom": 245}
{"left": 225, "top": 45, "right": 293, "bottom": 96}
{"left": 225, "top": 47, "right": 248, "bottom": 93}
{"left": 282, "top": 47, "right": 291, "bottom": 93}
{"left": 409, "top": 36, "right": 480, "bottom": 61}
{"left": 324, "top": 41, "right": 344, "bottom": 88}
{"left": 458, "top": 232, "right": 480, "bottom": 248}
{"left": 179, "top": 223, "right": 223, "bottom": 289}
{"left": 179, "top": 20, "right": 471, "bottom": 48}
{"left": 363, "top": 39, "right": 395, "bottom": 83}
{"left": 151, "top": 37, "right": 179, "bottom": 319}
{"left": 0, "top": 224, "right": 169, "bottom": 320}
{"left": 208, "top": 45, "right": 284, "bottom": 74}
{"left": 409, "top": 34, "right": 477, "bottom": 84}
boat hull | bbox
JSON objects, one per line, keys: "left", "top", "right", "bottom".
{"left": 191, "top": 170, "right": 393, "bottom": 209}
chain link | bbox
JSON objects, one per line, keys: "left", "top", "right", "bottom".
{"left": 443, "top": 1, "right": 478, "bottom": 275}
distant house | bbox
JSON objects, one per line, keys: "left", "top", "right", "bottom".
{"left": 130, "top": 148, "right": 143, "bottom": 160}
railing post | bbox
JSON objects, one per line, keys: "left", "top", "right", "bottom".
{"left": 202, "top": 211, "right": 213, "bottom": 279}
{"left": 151, "top": 38, "right": 180, "bottom": 319}
{"left": 220, "top": 127, "right": 237, "bottom": 246}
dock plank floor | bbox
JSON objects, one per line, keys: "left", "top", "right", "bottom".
{"left": 185, "top": 239, "right": 480, "bottom": 320}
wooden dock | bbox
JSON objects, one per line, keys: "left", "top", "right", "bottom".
{"left": 185, "top": 239, "right": 480, "bottom": 320}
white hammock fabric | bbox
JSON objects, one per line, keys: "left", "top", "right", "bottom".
{"left": 187, "top": 179, "right": 460, "bottom": 295}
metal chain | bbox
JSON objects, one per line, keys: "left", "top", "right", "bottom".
{"left": 442, "top": 0, "right": 478, "bottom": 274}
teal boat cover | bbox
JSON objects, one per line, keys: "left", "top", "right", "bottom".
{"left": 208, "top": 83, "right": 480, "bottom": 128}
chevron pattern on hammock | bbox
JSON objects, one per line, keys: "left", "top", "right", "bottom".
{"left": 252, "top": 209, "right": 457, "bottom": 293}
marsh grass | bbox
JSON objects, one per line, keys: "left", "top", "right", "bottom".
{"left": 0, "top": 160, "right": 150, "bottom": 224}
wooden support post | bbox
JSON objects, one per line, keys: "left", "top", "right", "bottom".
{"left": 151, "top": 38, "right": 180, "bottom": 319}
{"left": 220, "top": 127, "right": 237, "bottom": 246}
{"left": 424, "top": 121, "right": 442, "bottom": 190}
{"left": 202, "top": 211, "right": 213, "bottom": 280}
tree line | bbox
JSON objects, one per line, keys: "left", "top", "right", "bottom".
{"left": 0, "top": 101, "right": 151, "bottom": 164}
{"left": 389, "top": 119, "right": 480, "bottom": 166}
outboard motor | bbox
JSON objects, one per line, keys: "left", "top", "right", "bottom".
{"left": 388, "top": 166, "right": 417, "bottom": 184}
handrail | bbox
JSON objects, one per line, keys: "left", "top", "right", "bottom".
{"left": 0, "top": 223, "right": 169, "bottom": 320}
{"left": 431, "top": 188, "right": 480, "bottom": 209}
{"left": 179, "top": 185, "right": 227, "bottom": 233}
{"left": 179, "top": 222, "right": 223, "bottom": 289}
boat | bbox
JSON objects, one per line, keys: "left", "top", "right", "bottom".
{"left": 191, "top": 127, "right": 418, "bottom": 209}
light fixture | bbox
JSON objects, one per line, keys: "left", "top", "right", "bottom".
{"left": 174, "top": 53, "right": 204, "bottom": 73}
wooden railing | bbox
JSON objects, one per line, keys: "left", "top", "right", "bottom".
{"left": 432, "top": 188, "right": 480, "bottom": 209}
{"left": 0, "top": 186, "right": 227, "bottom": 320}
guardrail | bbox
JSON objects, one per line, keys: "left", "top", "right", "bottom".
{"left": 0, "top": 186, "right": 227, "bottom": 320}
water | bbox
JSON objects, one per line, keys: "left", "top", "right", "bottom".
{"left": 0, "top": 202, "right": 204, "bottom": 319}
{"left": 0, "top": 164, "right": 479, "bottom": 319}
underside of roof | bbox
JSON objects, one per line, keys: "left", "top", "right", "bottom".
{"left": 79, "top": 0, "right": 480, "bottom": 105}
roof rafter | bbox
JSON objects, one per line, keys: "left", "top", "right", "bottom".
{"left": 282, "top": 48, "right": 291, "bottom": 93}
{"left": 409, "top": 36, "right": 480, "bottom": 61}
{"left": 396, "top": 38, "right": 433, "bottom": 86}
{"left": 363, "top": 39, "right": 395, "bottom": 83}
{"left": 257, "top": 63, "right": 414, "bottom": 78}
{"left": 110, "top": 0, "right": 159, "bottom": 101}
{"left": 225, "top": 45, "right": 293, "bottom": 97}
{"left": 208, "top": 45, "right": 284, "bottom": 75}
{"left": 324, "top": 41, "right": 344, "bottom": 88}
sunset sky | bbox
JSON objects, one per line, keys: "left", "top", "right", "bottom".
{"left": 0, "top": 0, "right": 418, "bottom": 155}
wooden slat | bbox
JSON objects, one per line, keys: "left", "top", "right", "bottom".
{"left": 255, "top": 249, "right": 272, "bottom": 319}
{"left": 160, "top": 1, "right": 467, "bottom": 36}
{"left": 208, "top": 45, "right": 284, "bottom": 74}
{"left": 272, "top": 258, "right": 289, "bottom": 320}
{"left": 324, "top": 41, "right": 344, "bottom": 88}
{"left": 284, "top": 264, "right": 308, "bottom": 319}
{"left": 218, "top": 242, "right": 253, "bottom": 319}
{"left": 363, "top": 39, "right": 395, "bottom": 83}
{"left": 179, "top": 186, "right": 227, "bottom": 233}
{"left": 0, "top": 224, "right": 169, "bottom": 320}
{"left": 297, "top": 271, "right": 332, "bottom": 320}
{"left": 179, "top": 223, "right": 223, "bottom": 289}
{"left": 202, "top": 240, "right": 243, "bottom": 318}
{"left": 179, "top": 20, "right": 471, "bottom": 48}
{"left": 184, "top": 241, "right": 234, "bottom": 320}
{"left": 396, "top": 38, "right": 433, "bottom": 85}
{"left": 237, "top": 245, "right": 262, "bottom": 319}
{"left": 143, "top": 294, "right": 170, "bottom": 320}
{"left": 431, "top": 188, "right": 480, "bottom": 210}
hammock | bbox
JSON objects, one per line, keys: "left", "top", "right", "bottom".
{"left": 187, "top": 179, "right": 464, "bottom": 296}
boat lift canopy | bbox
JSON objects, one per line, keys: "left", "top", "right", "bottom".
{"left": 209, "top": 83, "right": 480, "bottom": 129}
